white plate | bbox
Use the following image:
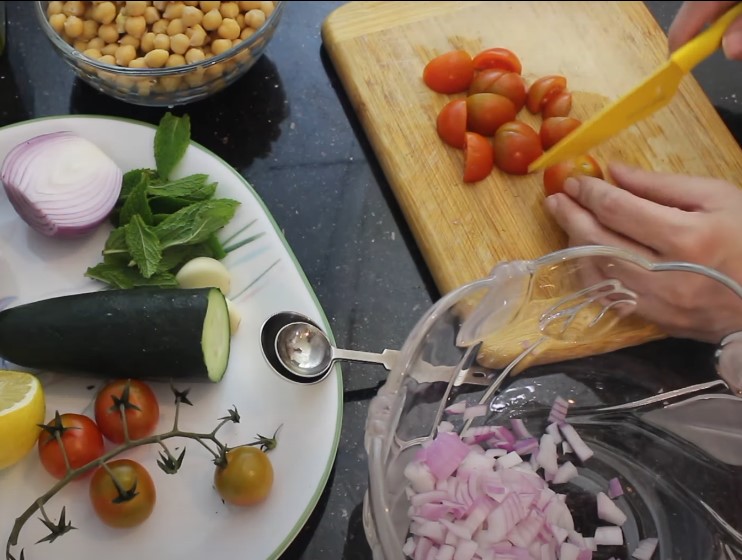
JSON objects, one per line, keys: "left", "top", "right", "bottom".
{"left": 0, "top": 116, "right": 342, "bottom": 560}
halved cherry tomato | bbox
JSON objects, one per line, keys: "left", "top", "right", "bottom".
{"left": 436, "top": 99, "right": 467, "bottom": 149}
{"left": 466, "top": 93, "right": 517, "bottom": 136}
{"left": 543, "top": 90, "right": 573, "bottom": 119}
{"left": 463, "top": 132, "right": 494, "bottom": 183}
{"left": 423, "top": 50, "right": 475, "bottom": 94}
{"left": 38, "top": 413, "right": 105, "bottom": 480}
{"left": 543, "top": 154, "right": 604, "bottom": 196}
{"left": 540, "top": 117, "right": 582, "bottom": 150}
{"left": 468, "top": 69, "right": 526, "bottom": 111}
{"left": 492, "top": 121, "right": 543, "bottom": 175}
{"left": 526, "top": 75, "right": 567, "bottom": 114}
{"left": 472, "top": 47, "right": 522, "bottom": 74}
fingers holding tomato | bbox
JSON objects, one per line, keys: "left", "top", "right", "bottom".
{"left": 38, "top": 412, "right": 105, "bottom": 479}
{"left": 90, "top": 459, "right": 156, "bottom": 528}
{"left": 543, "top": 155, "right": 604, "bottom": 196}
{"left": 94, "top": 379, "right": 160, "bottom": 444}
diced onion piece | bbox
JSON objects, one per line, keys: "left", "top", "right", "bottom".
{"left": 0, "top": 131, "right": 123, "bottom": 237}
{"left": 632, "top": 537, "right": 659, "bottom": 559}
{"left": 445, "top": 401, "right": 467, "bottom": 415}
{"left": 559, "top": 542, "right": 580, "bottom": 560}
{"left": 551, "top": 461, "right": 578, "bottom": 485}
{"left": 608, "top": 477, "right": 624, "bottom": 498}
{"left": 463, "top": 404, "right": 487, "bottom": 421}
{"left": 593, "top": 525, "right": 624, "bottom": 546}
{"left": 559, "top": 423, "right": 594, "bottom": 463}
{"left": 176, "top": 256, "right": 232, "bottom": 295}
{"left": 548, "top": 396, "right": 570, "bottom": 424}
{"left": 596, "top": 491, "right": 627, "bottom": 526}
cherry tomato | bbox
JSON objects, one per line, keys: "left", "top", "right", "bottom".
{"left": 540, "top": 117, "right": 582, "bottom": 150}
{"left": 463, "top": 132, "right": 494, "bottom": 183}
{"left": 90, "top": 459, "right": 156, "bottom": 528}
{"left": 468, "top": 69, "right": 526, "bottom": 111}
{"left": 543, "top": 154, "right": 604, "bottom": 196}
{"left": 471, "top": 47, "right": 522, "bottom": 74}
{"left": 436, "top": 99, "right": 467, "bottom": 149}
{"left": 94, "top": 379, "right": 160, "bottom": 444}
{"left": 526, "top": 75, "right": 567, "bottom": 114}
{"left": 466, "top": 93, "right": 517, "bottom": 136}
{"left": 422, "top": 50, "right": 475, "bottom": 94}
{"left": 214, "top": 446, "right": 274, "bottom": 507}
{"left": 543, "top": 90, "right": 573, "bottom": 119}
{"left": 38, "top": 413, "right": 105, "bottom": 480}
{"left": 492, "top": 121, "right": 543, "bottom": 175}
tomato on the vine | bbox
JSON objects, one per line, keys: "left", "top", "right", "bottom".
{"left": 468, "top": 69, "right": 526, "bottom": 111}
{"left": 466, "top": 93, "right": 517, "bottom": 137}
{"left": 540, "top": 117, "right": 582, "bottom": 150}
{"left": 94, "top": 379, "right": 160, "bottom": 444}
{"left": 543, "top": 90, "right": 573, "bottom": 119}
{"left": 90, "top": 459, "right": 156, "bottom": 528}
{"left": 37, "top": 413, "right": 105, "bottom": 480}
{"left": 492, "top": 121, "right": 543, "bottom": 176}
{"left": 526, "top": 75, "right": 567, "bottom": 114}
{"left": 422, "top": 50, "right": 474, "bottom": 94}
{"left": 436, "top": 98, "right": 467, "bottom": 149}
{"left": 543, "top": 154, "right": 604, "bottom": 196}
{"left": 472, "top": 47, "right": 522, "bottom": 74}
{"left": 214, "top": 446, "right": 274, "bottom": 507}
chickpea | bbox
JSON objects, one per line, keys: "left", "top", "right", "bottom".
{"left": 64, "top": 15, "right": 84, "bottom": 39}
{"left": 200, "top": 2, "right": 222, "bottom": 11}
{"left": 167, "top": 19, "right": 185, "bottom": 36}
{"left": 115, "top": 44, "right": 137, "bottom": 66}
{"left": 244, "top": 9, "right": 265, "bottom": 29}
{"left": 235, "top": 13, "right": 245, "bottom": 28}
{"left": 140, "top": 32, "right": 156, "bottom": 52}
{"left": 47, "top": 1, "right": 64, "bottom": 16}
{"left": 120, "top": 34, "right": 140, "bottom": 49}
{"left": 48, "top": 13, "right": 66, "bottom": 34}
{"left": 99, "top": 54, "right": 116, "bottom": 66}
{"left": 62, "top": 1, "right": 85, "bottom": 17}
{"left": 144, "top": 6, "right": 161, "bottom": 25}
{"left": 158, "top": 76, "right": 182, "bottom": 92}
{"left": 169, "top": 33, "right": 190, "bottom": 54}
{"left": 88, "top": 37, "right": 105, "bottom": 50}
{"left": 259, "top": 1, "right": 274, "bottom": 18}
{"left": 153, "top": 2, "right": 169, "bottom": 12}
{"left": 151, "top": 19, "right": 169, "bottom": 34}
{"left": 101, "top": 43, "right": 119, "bottom": 56}
{"left": 179, "top": 6, "right": 201, "bottom": 27}
{"left": 219, "top": 2, "right": 239, "bottom": 19}
{"left": 81, "top": 19, "right": 99, "bottom": 40}
{"left": 144, "top": 48, "right": 170, "bottom": 68}
{"left": 210, "top": 38, "right": 231, "bottom": 55}
{"left": 240, "top": 26, "right": 254, "bottom": 40}
{"left": 238, "top": 2, "right": 261, "bottom": 10}
{"left": 125, "top": 2, "right": 148, "bottom": 17}
{"left": 125, "top": 15, "right": 147, "bottom": 38}
{"left": 98, "top": 23, "right": 119, "bottom": 44}
{"left": 166, "top": 53, "right": 186, "bottom": 67}
{"left": 184, "top": 1, "right": 200, "bottom": 6}
{"left": 217, "top": 18, "right": 240, "bottom": 40}
{"left": 163, "top": 2, "right": 185, "bottom": 20}
{"left": 187, "top": 24, "right": 207, "bottom": 46}
{"left": 129, "top": 57, "right": 147, "bottom": 68}
{"left": 204, "top": 61, "right": 224, "bottom": 79}
{"left": 153, "top": 33, "right": 170, "bottom": 50}
{"left": 184, "top": 47, "right": 205, "bottom": 64}
{"left": 184, "top": 68, "right": 206, "bottom": 86}
{"left": 72, "top": 39, "right": 88, "bottom": 52}
{"left": 137, "top": 80, "right": 153, "bottom": 95}
{"left": 202, "top": 9, "right": 222, "bottom": 31}
{"left": 83, "top": 48, "right": 103, "bottom": 59}
{"left": 92, "top": 2, "right": 116, "bottom": 24}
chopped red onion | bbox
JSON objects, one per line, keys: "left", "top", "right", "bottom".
{"left": 463, "top": 404, "right": 488, "bottom": 421}
{"left": 631, "top": 537, "right": 658, "bottom": 559}
{"left": 607, "top": 477, "right": 624, "bottom": 499}
{"left": 511, "top": 418, "right": 533, "bottom": 440}
{"left": 551, "top": 461, "right": 578, "bottom": 485}
{"left": 558, "top": 423, "right": 594, "bottom": 463}
{"left": 1, "top": 131, "right": 123, "bottom": 238}
{"left": 548, "top": 396, "right": 570, "bottom": 424}
{"left": 596, "top": 492, "right": 627, "bottom": 526}
{"left": 445, "top": 401, "right": 467, "bottom": 415}
{"left": 593, "top": 526, "right": 624, "bottom": 546}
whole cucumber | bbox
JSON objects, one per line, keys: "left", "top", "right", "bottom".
{"left": 0, "top": 287, "right": 231, "bottom": 382}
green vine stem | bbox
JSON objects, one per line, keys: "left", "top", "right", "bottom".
{"left": 5, "top": 385, "right": 277, "bottom": 560}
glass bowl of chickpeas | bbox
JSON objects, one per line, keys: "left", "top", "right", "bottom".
{"left": 35, "top": 1, "right": 284, "bottom": 106}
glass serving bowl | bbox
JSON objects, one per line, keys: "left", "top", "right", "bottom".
{"left": 34, "top": 1, "right": 284, "bottom": 107}
{"left": 364, "top": 245, "right": 742, "bottom": 560}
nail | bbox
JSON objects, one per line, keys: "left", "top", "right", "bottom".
{"left": 544, "top": 194, "right": 558, "bottom": 213}
{"left": 563, "top": 178, "right": 579, "bottom": 197}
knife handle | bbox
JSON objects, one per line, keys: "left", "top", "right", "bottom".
{"left": 671, "top": 2, "right": 742, "bottom": 73}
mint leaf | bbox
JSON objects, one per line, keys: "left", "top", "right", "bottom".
{"left": 149, "top": 196, "right": 197, "bottom": 216}
{"left": 119, "top": 174, "right": 153, "bottom": 227}
{"left": 155, "top": 199, "right": 240, "bottom": 249}
{"left": 125, "top": 215, "right": 162, "bottom": 278}
{"left": 101, "top": 227, "right": 130, "bottom": 266}
{"left": 86, "top": 263, "right": 178, "bottom": 289}
{"left": 148, "top": 174, "right": 215, "bottom": 200}
{"left": 120, "top": 168, "right": 156, "bottom": 199}
{"left": 154, "top": 113, "right": 190, "bottom": 181}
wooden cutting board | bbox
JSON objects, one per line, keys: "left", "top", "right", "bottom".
{"left": 321, "top": 1, "right": 742, "bottom": 366}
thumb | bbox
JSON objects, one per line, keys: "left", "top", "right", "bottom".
{"left": 722, "top": 17, "right": 742, "bottom": 59}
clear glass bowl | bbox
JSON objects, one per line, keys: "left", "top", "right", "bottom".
{"left": 363, "top": 245, "right": 742, "bottom": 560}
{"left": 34, "top": 1, "right": 284, "bottom": 107}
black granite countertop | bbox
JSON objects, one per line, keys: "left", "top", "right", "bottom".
{"left": 1, "top": 2, "right": 740, "bottom": 559}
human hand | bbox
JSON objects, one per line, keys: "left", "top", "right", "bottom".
{"left": 668, "top": 1, "right": 742, "bottom": 60}
{"left": 544, "top": 163, "right": 742, "bottom": 343}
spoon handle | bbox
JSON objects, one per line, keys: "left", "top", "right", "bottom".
{"left": 332, "top": 347, "right": 398, "bottom": 370}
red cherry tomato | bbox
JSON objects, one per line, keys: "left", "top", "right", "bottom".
{"left": 472, "top": 47, "right": 522, "bottom": 74}
{"left": 540, "top": 117, "right": 582, "bottom": 150}
{"left": 543, "top": 154, "right": 604, "bottom": 196}
{"left": 38, "top": 413, "right": 105, "bottom": 480}
{"left": 94, "top": 379, "right": 160, "bottom": 444}
{"left": 436, "top": 98, "right": 467, "bottom": 149}
{"left": 468, "top": 69, "right": 526, "bottom": 111}
{"left": 466, "top": 93, "right": 517, "bottom": 136}
{"left": 90, "top": 459, "right": 156, "bottom": 528}
{"left": 526, "top": 75, "right": 568, "bottom": 114}
{"left": 423, "top": 50, "right": 475, "bottom": 94}
{"left": 543, "top": 90, "right": 573, "bottom": 119}
{"left": 463, "top": 132, "right": 494, "bottom": 183}
{"left": 492, "top": 121, "right": 543, "bottom": 175}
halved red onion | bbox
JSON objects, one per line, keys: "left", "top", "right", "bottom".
{"left": 0, "top": 131, "right": 123, "bottom": 237}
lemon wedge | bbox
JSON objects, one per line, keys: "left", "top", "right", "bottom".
{"left": 0, "top": 370, "right": 46, "bottom": 470}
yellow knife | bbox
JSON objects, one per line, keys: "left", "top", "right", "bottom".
{"left": 528, "top": 2, "right": 742, "bottom": 173}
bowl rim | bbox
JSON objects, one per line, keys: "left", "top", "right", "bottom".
{"left": 33, "top": 0, "right": 285, "bottom": 77}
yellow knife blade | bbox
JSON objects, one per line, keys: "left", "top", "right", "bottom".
{"left": 528, "top": 2, "right": 742, "bottom": 173}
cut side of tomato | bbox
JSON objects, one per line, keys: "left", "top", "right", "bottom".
{"left": 463, "top": 132, "right": 494, "bottom": 183}
{"left": 543, "top": 154, "right": 604, "bottom": 196}
{"left": 526, "top": 75, "right": 568, "bottom": 114}
{"left": 423, "top": 50, "right": 475, "bottom": 94}
{"left": 542, "top": 90, "right": 573, "bottom": 119}
{"left": 492, "top": 121, "right": 543, "bottom": 175}
{"left": 466, "top": 93, "right": 517, "bottom": 137}
{"left": 436, "top": 99, "right": 468, "bottom": 149}
{"left": 472, "top": 47, "right": 522, "bottom": 74}
{"left": 468, "top": 69, "right": 526, "bottom": 112}
{"left": 540, "top": 117, "right": 582, "bottom": 150}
